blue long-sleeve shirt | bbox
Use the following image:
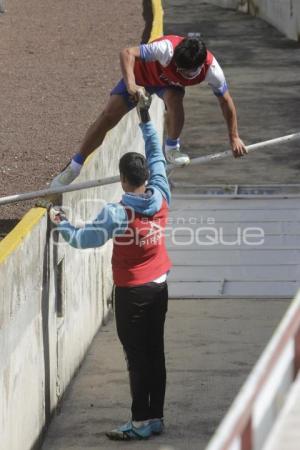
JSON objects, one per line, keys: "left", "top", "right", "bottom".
{"left": 58, "top": 121, "right": 171, "bottom": 249}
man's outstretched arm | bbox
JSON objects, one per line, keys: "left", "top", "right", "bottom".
{"left": 50, "top": 204, "right": 128, "bottom": 249}
{"left": 140, "top": 121, "right": 171, "bottom": 205}
{"left": 217, "top": 91, "right": 247, "bottom": 157}
{"left": 206, "top": 57, "right": 247, "bottom": 158}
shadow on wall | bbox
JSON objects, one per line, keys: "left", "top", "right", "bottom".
{"left": 32, "top": 218, "right": 53, "bottom": 450}
{"left": 141, "top": 0, "right": 154, "bottom": 43}
{"left": 0, "top": 220, "right": 19, "bottom": 241}
{"left": 30, "top": 218, "right": 73, "bottom": 450}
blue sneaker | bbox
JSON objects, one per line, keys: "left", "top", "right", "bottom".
{"left": 105, "top": 420, "right": 152, "bottom": 441}
{"left": 150, "top": 418, "right": 164, "bottom": 435}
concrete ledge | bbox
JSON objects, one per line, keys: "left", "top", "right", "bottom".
{"left": 0, "top": 208, "right": 45, "bottom": 264}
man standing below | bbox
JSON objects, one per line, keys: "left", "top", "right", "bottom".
{"left": 49, "top": 97, "right": 171, "bottom": 440}
{"left": 52, "top": 35, "right": 247, "bottom": 187}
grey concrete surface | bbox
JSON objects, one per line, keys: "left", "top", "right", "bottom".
{"left": 41, "top": 299, "right": 288, "bottom": 450}
{"left": 163, "top": 0, "right": 300, "bottom": 185}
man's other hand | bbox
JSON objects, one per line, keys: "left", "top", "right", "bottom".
{"left": 128, "top": 84, "right": 147, "bottom": 103}
{"left": 49, "top": 206, "right": 67, "bottom": 225}
{"left": 231, "top": 136, "right": 248, "bottom": 158}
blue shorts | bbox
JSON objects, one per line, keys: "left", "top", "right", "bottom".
{"left": 110, "top": 78, "right": 185, "bottom": 110}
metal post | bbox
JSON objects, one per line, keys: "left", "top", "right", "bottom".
{"left": 0, "top": 1, "right": 5, "bottom": 13}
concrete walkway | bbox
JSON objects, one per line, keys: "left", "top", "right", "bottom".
{"left": 42, "top": 299, "right": 287, "bottom": 450}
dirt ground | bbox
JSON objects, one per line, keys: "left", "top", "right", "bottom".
{"left": 0, "top": 0, "right": 147, "bottom": 222}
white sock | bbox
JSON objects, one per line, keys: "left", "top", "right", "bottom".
{"left": 165, "top": 137, "right": 180, "bottom": 153}
{"left": 70, "top": 159, "right": 83, "bottom": 175}
{"left": 132, "top": 420, "right": 150, "bottom": 428}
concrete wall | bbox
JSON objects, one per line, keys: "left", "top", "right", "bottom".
{"left": 249, "top": 0, "right": 300, "bottom": 41}
{"left": 209, "top": 0, "right": 300, "bottom": 41}
{"left": 0, "top": 97, "right": 164, "bottom": 450}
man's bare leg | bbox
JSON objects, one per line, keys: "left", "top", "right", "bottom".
{"left": 51, "top": 95, "right": 129, "bottom": 187}
{"left": 164, "top": 88, "right": 185, "bottom": 139}
{"left": 163, "top": 89, "right": 190, "bottom": 166}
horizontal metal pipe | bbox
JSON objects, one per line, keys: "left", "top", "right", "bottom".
{"left": 0, "top": 175, "right": 120, "bottom": 206}
{"left": 0, "top": 131, "right": 299, "bottom": 206}
{"left": 187, "top": 131, "right": 300, "bottom": 167}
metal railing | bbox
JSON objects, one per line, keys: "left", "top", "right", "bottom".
{"left": 0, "top": 132, "right": 299, "bottom": 207}
{"left": 205, "top": 290, "right": 300, "bottom": 450}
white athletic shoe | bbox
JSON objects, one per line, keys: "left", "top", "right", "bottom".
{"left": 51, "top": 163, "right": 79, "bottom": 188}
{"left": 136, "top": 91, "right": 152, "bottom": 123}
{"left": 165, "top": 148, "right": 190, "bottom": 166}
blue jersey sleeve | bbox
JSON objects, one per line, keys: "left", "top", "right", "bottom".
{"left": 140, "top": 122, "right": 171, "bottom": 205}
{"left": 57, "top": 203, "right": 128, "bottom": 249}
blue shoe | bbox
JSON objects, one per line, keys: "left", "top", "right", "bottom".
{"left": 105, "top": 420, "right": 152, "bottom": 441}
{"left": 150, "top": 418, "right": 164, "bottom": 435}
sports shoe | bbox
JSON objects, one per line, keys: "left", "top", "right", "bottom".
{"left": 137, "top": 89, "right": 152, "bottom": 123}
{"left": 150, "top": 418, "right": 164, "bottom": 435}
{"left": 51, "top": 163, "right": 79, "bottom": 188}
{"left": 165, "top": 148, "right": 190, "bottom": 166}
{"left": 105, "top": 420, "right": 152, "bottom": 441}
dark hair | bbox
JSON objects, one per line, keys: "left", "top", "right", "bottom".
{"left": 119, "top": 152, "right": 149, "bottom": 187}
{"left": 173, "top": 38, "right": 207, "bottom": 70}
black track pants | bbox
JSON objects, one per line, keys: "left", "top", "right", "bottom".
{"left": 114, "top": 282, "right": 168, "bottom": 421}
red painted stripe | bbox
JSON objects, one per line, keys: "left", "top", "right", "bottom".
{"left": 294, "top": 325, "right": 300, "bottom": 377}
{"left": 241, "top": 417, "right": 252, "bottom": 450}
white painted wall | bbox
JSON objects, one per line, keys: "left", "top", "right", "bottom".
{"left": 250, "top": 0, "right": 300, "bottom": 41}
{"left": 0, "top": 98, "right": 164, "bottom": 450}
{"left": 0, "top": 218, "right": 48, "bottom": 450}
{"left": 209, "top": 0, "right": 300, "bottom": 41}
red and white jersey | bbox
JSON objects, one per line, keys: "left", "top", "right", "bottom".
{"left": 135, "top": 34, "right": 228, "bottom": 96}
